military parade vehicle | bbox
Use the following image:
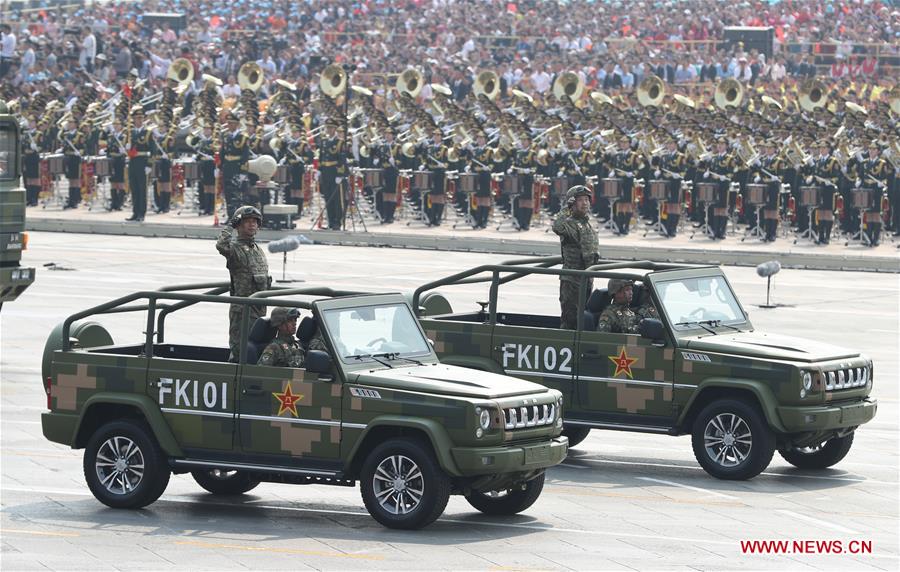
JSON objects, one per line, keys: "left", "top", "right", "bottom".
{"left": 0, "top": 100, "right": 35, "bottom": 310}
{"left": 413, "top": 256, "right": 877, "bottom": 480}
{"left": 41, "top": 284, "right": 567, "bottom": 529}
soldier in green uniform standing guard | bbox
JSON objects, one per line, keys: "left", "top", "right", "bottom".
{"left": 258, "top": 307, "right": 305, "bottom": 367}
{"left": 217, "top": 205, "right": 271, "bottom": 362}
{"left": 552, "top": 186, "right": 599, "bottom": 330}
{"left": 596, "top": 279, "right": 639, "bottom": 334}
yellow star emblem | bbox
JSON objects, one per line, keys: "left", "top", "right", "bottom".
{"left": 273, "top": 383, "right": 303, "bottom": 417}
{"left": 609, "top": 348, "right": 638, "bottom": 379}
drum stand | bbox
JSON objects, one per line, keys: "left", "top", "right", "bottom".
{"left": 176, "top": 180, "right": 200, "bottom": 216}
{"left": 496, "top": 192, "right": 522, "bottom": 231}
{"left": 643, "top": 202, "right": 668, "bottom": 237}
{"left": 41, "top": 176, "right": 68, "bottom": 210}
{"left": 406, "top": 190, "right": 431, "bottom": 227}
{"left": 844, "top": 208, "right": 876, "bottom": 247}
{"left": 741, "top": 204, "right": 766, "bottom": 242}
{"left": 452, "top": 192, "right": 479, "bottom": 229}
{"left": 87, "top": 177, "right": 111, "bottom": 212}
{"left": 341, "top": 180, "right": 368, "bottom": 233}
{"left": 689, "top": 201, "right": 715, "bottom": 240}
{"left": 793, "top": 206, "right": 820, "bottom": 244}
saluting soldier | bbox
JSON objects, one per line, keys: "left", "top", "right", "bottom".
{"left": 317, "top": 120, "right": 346, "bottom": 230}
{"left": 258, "top": 307, "right": 305, "bottom": 368}
{"left": 552, "top": 186, "right": 599, "bottom": 330}
{"left": 217, "top": 205, "right": 271, "bottom": 362}
{"left": 596, "top": 279, "right": 639, "bottom": 334}
{"left": 126, "top": 106, "right": 153, "bottom": 222}
{"left": 220, "top": 111, "right": 250, "bottom": 219}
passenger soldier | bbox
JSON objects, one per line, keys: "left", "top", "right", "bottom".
{"left": 258, "top": 307, "right": 305, "bottom": 367}
{"left": 552, "top": 186, "right": 599, "bottom": 329}
{"left": 596, "top": 279, "right": 639, "bottom": 334}
{"left": 217, "top": 205, "right": 271, "bottom": 361}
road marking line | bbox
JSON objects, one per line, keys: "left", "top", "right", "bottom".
{"left": 0, "top": 420, "right": 42, "bottom": 425}
{"left": 175, "top": 540, "right": 384, "bottom": 560}
{"left": 637, "top": 476, "right": 740, "bottom": 500}
{"left": 556, "top": 462, "right": 588, "bottom": 470}
{"left": 776, "top": 510, "right": 860, "bottom": 535}
{"left": 546, "top": 484, "right": 741, "bottom": 507}
{"left": 0, "top": 528, "right": 81, "bottom": 538}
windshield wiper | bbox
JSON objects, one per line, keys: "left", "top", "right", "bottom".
{"left": 700, "top": 320, "right": 742, "bottom": 333}
{"left": 674, "top": 321, "right": 717, "bottom": 335}
{"left": 348, "top": 353, "right": 393, "bottom": 368}
{"left": 385, "top": 353, "right": 424, "bottom": 366}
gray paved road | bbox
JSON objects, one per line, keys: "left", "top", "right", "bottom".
{"left": 1, "top": 233, "right": 897, "bottom": 570}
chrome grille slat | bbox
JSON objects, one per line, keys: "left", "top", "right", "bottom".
{"left": 824, "top": 365, "right": 870, "bottom": 391}
{"left": 503, "top": 403, "right": 555, "bottom": 430}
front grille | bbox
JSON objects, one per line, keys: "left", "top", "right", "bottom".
{"left": 503, "top": 403, "right": 556, "bottom": 430}
{"left": 824, "top": 365, "right": 870, "bottom": 391}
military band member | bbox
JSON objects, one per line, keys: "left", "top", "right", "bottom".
{"left": 374, "top": 130, "right": 399, "bottom": 223}
{"left": 511, "top": 136, "right": 535, "bottom": 230}
{"left": 700, "top": 136, "right": 737, "bottom": 240}
{"left": 22, "top": 115, "right": 41, "bottom": 207}
{"left": 651, "top": 137, "right": 686, "bottom": 237}
{"left": 605, "top": 134, "right": 643, "bottom": 235}
{"left": 552, "top": 186, "right": 599, "bottom": 330}
{"left": 424, "top": 128, "right": 447, "bottom": 226}
{"left": 194, "top": 124, "right": 217, "bottom": 216}
{"left": 750, "top": 139, "right": 784, "bottom": 242}
{"left": 855, "top": 140, "right": 889, "bottom": 246}
{"left": 60, "top": 115, "right": 82, "bottom": 209}
{"left": 805, "top": 141, "right": 840, "bottom": 245}
{"left": 258, "top": 307, "right": 304, "bottom": 368}
{"left": 104, "top": 118, "right": 127, "bottom": 211}
{"left": 126, "top": 106, "right": 152, "bottom": 222}
{"left": 596, "top": 279, "right": 639, "bottom": 334}
{"left": 471, "top": 133, "right": 494, "bottom": 229}
{"left": 221, "top": 112, "right": 250, "bottom": 219}
{"left": 561, "top": 133, "right": 588, "bottom": 191}
{"left": 284, "top": 122, "right": 308, "bottom": 219}
{"left": 153, "top": 124, "right": 174, "bottom": 214}
{"left": 317, "top": 120, "right": 346, "bottom": 230}
{"left": 217, "top": 205, "right": 271, "bottom": 362}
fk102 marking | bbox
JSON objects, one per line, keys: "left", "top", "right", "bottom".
{"left": 501, "top": 343, "right": 573, "bottom": 373}
{"left": 157, "top": 378, "right": 228, "bottom": 410}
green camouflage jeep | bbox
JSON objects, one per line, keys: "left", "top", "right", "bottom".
{"left": 41, "top": 284, "right": 567, "bottom": 529}
{"left": 413, "top": 256, "right": 877, "bottom": 480}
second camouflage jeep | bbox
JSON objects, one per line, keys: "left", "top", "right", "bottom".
{"left": 413, "top": 256, "right": 877, "bottom": 480}
{"left": 40, "top": 284, "right": 567, "bottom": 529}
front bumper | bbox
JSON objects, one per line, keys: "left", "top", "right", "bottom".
{"left": 450, "top": 436, "right": 568, "bottom": 475}
{"left": 777, "top": 398, "right": 877, "bottom": 433}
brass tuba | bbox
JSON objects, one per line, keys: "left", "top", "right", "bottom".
{"left": 319, "top": 64, "right": 347, "bottom": 98}
{"left": 167, "top": 58, "right": 194, "bottom": 88}
{"left": 238, "top": 62, "right": 264, "bottom": 92}
{"left": 553, "top": 71, "right": 584, "bottom": 102}
{"left": 396, "top": 68, "right": 423, "bottom": 98}
{"left": 715, "top": 78, "right": 744, "bottom": 110}
{"left": 473, "top": 71, "right": 500, "bottom": 101}
{"left": 798, "top": 79, "right": 827, "bottom": 112}
{"left": 637, "top": 75, "right": 665, "bottom": 107}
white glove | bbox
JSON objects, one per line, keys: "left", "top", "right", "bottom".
{"left": 557, "top": 170, "right": 564, "bottom": 177}
{"left": 855, "top": 178, "right": 861, "bottom": 188}
{"left": 373, "top": 158, "right": 380, "bottom": 166}
{"left": 30, "top": 142, "right": 39, "bottom": 151}
{"left": 608, "top": 170, "right": 615, "bottom": 178}
{"left": 625, "top": 171, "right": 633, "bottom": 178}
{"left": 753, "top": 175, "right": 761, "bottom": 183}
{"left": 465, "top": 165, "right": 471, "bottom": 173}
{"left": 704, "top": 170, "right": 710, "bottom": 178}
{"left": 654, "top": 170, "right": 661, "bottom": 178}
{"left": 144, "top": 167, "right": 152, "bottom": 175}
{"left": 805, "top": 176, "right": 813, "bottom": 184}
{"left": 214, "top": 168, "right": 220, "bottom": 178}
{"left": 335, "top": 177, "right": 343, "bottom": 184}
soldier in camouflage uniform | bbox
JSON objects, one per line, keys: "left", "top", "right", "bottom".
{"left": 596, "top": 279, "right": 639, "bottom": 333}
{"left": 217, "top": 205, "right": 271, "bottom": 361}
{"left": 634, "top": 286, "right": 659, "bottom": 321}
{"left": 258, "top": 307, "right": 305, "bottom": 367}
{"left": 552, "top": 186, "right": 599, "bottom": 329}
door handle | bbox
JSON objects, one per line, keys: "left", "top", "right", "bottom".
{"left": 581, "top": 351, "right": 602, "bottom": 360}
{"left": 242, "top": 385, "right": 265, "bottom": 396}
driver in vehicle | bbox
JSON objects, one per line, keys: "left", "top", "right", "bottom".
{"left": 258, "top": 307, "right": 305, "bottom": 367}
{"left": 634, "top": 286, "right": 659, "bottom": 321}
{"left": 596, "top": 279, "right": 639, "bottom": 334}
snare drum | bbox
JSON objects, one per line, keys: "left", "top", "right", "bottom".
{"left": 647, "top": 180, "right": 668, "bottom": 200}
{"left": 695, "top": 182, "right": 718, "bottom": 203}
{"left": 799, "top": 186, "right": 820, "bottom": 206}
{"left": 359, "top": 168, "right": 383, "bottom": 188}
{"left": 852, "top": 188, "right": 875, "bottom": 210}
{"left": 502, "top": 174, "right": 521, "bottom": 195}
{"left": 93, "top": 157, "right": 111, "bottom": 178}
{"left": 601, "top": 178, "right": 622, "bottom": 198}
{"left": 745, "top": 184, "right": 766, "bottom": 205}
{"left": 457, "top": 173, "right": 477, "bottom": 193}
{"left": 273, "top": 164, "right": 289, "bottom": 184}
{"left": 179, "top": 160, "right": 200, "bottom": 181}
{"left": 412, "top": 170, "right": 432, "bottom": 190}
{"left": 47, "top": 153, "right": 65, "bottom": 176}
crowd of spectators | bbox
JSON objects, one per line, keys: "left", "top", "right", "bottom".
{"left": 1, "top": 0, "right": 897, "bottom": 107}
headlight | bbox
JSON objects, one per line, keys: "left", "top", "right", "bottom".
{"left": 802, "top": 371, "right": 813, "bottom": 391}
{"left": 477, "top": 407, "right": 491, "bottom": 430}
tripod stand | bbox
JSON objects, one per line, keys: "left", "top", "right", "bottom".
{"left": 793, "top": 206, "right": 820, "bottom": 244}
{"left": 742, "top": 204, "right": 766, "bottom": 241}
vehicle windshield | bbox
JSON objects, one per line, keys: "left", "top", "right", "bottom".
{"left": 655, "top": 275, "right": 746, "bottom": 330}
{"left": 321, "top": 302, "right": 431, "bottom": 364}
{"left": 0, "top": 123, "right": 17, "bottom": 181}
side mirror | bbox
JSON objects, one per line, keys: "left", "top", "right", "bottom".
{"left": 306, "top": 350, "right": 334, "bottom": 379}
{"left": 639, "top": 318, "right": 666, "bottom": 343}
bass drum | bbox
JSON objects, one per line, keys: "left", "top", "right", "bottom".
{"left": 42, "top": 321, "right": 114, "bottom": 381}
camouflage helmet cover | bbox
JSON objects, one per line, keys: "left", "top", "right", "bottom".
{"left": 565, "top": 185, "right": 593, "bottom": 204}
{"left": 270, "top": 307, "right": 300, "bottom": 327}
{"left": 231, "top": 205, "right": 263, "bottom": 227}
{"left": 608, "top": 278, "right": 634, "bottom": 296}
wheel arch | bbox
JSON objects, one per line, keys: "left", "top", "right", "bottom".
{"left": 74, "top": 394, "right": 184, "bottom": 457}
{"left": 677, "top": 378, "right": 786, "bottom": 434}
{"left": 344, "top": 416, "right": 459, "bottom": 479}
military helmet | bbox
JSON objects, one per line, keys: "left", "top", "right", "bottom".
{"left": 608, "top": 278, "right": 634, "bottom": 296}
{"left": 231, "top": 205, "right": 263, "bottom": 227}
{"left": 270, "top": 307, "right": 300, "bottom": 327}
{"left": 565, "top": 185, "right": 592, "bottom": 205}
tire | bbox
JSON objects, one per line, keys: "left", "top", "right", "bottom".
{"left": 561, "top": 426, "right": 591, "bottom": 448}
{"left": 465, "top": 472, "right": 545, "bottom": 516}
{"left": 191, "top": 469, "right": 260, "bottom": 495}
{"left": 779, "top": 434, "right": 854, "bottom": 470}
{"left": 359, "top": 437, "right": 451, "bottom": 530}
{"left": 83, "top": 420, "right": 170, "bottom": 509}
{"left": 691, "top": 399, "right": 775, "bottom": 480}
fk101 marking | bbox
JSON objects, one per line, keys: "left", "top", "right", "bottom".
{"left": 158, "top": 378, "right": 228, "bottom": 410}
{"left": 501, "top": 343, "right": 573, "bottom": 373}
